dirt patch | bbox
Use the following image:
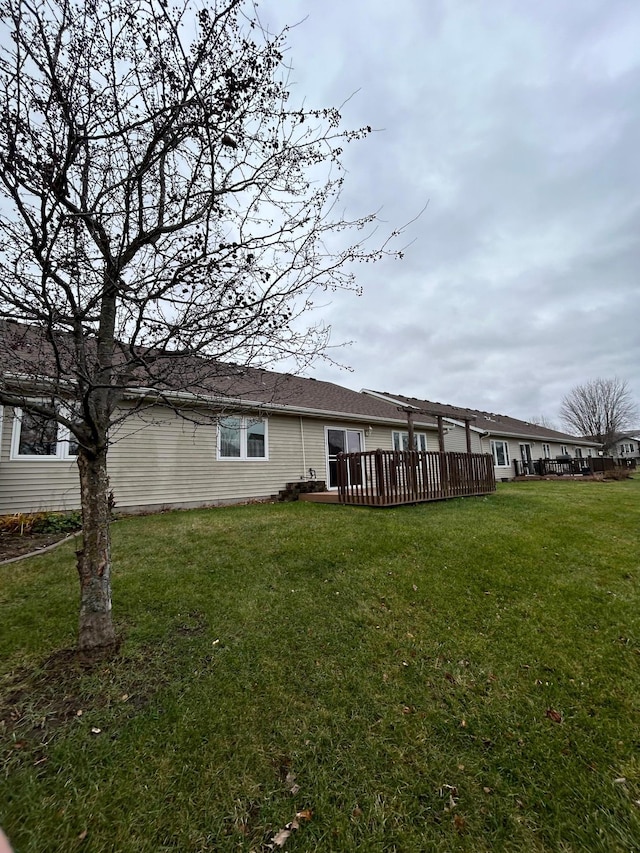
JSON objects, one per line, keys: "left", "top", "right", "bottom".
{"left": 0, "top": 531, "right": 78, "bottom": 562}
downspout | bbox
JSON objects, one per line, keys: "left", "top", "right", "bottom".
{"left": 299, "top": 417, "right": 307, "bottom": 479}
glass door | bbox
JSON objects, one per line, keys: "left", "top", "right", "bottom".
{"left": 326, "top": 428, "right": 363, "bottom": 488}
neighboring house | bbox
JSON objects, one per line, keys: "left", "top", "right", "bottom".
{"left": 361, "top": 391, "right": 600, "bottom": 480}
{"left": 608, "top": 432, "right": 640, "bottom": 462}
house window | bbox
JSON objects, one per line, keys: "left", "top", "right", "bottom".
{"left": 392, "top": 431, "right": 427, "bottom": 452}
{"left": 490, "top": 440, "right": 510, "bottom": 467}
{"left": 10, "top": 407, "right": 78, "bottom": 460}
{"left": 575, "top": 448, "right": 583, "bottom": 459}
{"left": 542, "top": 443, "right": 551, "bottom": 458}
{"left": 218, "top": 416, "right": 268, "bottom": 460}
{"left": 561, "top": 445, "right": 568, "bottom": 456}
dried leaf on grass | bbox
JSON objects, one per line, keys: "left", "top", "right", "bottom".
{"left": 453, "top": 814, "right": 467, "bottom": 832}
{"left": 284, "top": 771, "right": 300, "bottom": 796}
{"left": 264, "top": 809, "right": 313, "bottom": 850}
{"left": 545, "top": 708, "right": 563, "bottom": 724}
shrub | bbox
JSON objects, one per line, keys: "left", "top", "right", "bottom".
{"left": 0, "top": 511, "right": 82, "bottom": 536}
{"left": 31, "top": 511, "right": 82, "bottom": 534}
{"left": 603, "top": 467, "right": 633, "bottom": 480}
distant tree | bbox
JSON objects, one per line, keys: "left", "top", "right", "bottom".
{"left": 559, "top": 378, "right": 638, "bottom": 451}
{"left": 0, "top": 0, "right": 404, "bottom": 651}
{"left": 528, "top": 414, "right": 557, "bottom": 431}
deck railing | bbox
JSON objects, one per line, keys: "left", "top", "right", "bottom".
{"left": 337, "top": 449, "right": 496, "bottom": 506}
{"left": 513, "top": 457, "right": 622, "bottom": 477}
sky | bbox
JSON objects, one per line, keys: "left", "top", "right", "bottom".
{"left": 259, "top": 0, "right": 640, "bottom": 425}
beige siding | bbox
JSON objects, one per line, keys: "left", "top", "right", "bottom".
{"left": 441, "top": 423, "right": 484, "bottom": 454}
{"left": 0, "top": 407, "right": 80, "bottom": 514}
{"left": 107, "top": 407, "right": 307, "bottom": 510}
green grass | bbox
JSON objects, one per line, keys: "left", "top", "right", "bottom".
{"left": 1, "top": 479, "right": 639, "bottom": 852}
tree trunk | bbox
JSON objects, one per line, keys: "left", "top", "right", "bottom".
{"left": 76, "top": 446, "right": 116, "bottom": 651}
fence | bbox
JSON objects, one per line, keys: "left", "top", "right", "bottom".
{"left": 337, "top": 449, "right": 496, "bottom": 506}
{"left": 512, "top": 456, "right": 635, "bottom": 477}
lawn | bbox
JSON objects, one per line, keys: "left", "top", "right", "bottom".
{"left": 1, "top": 479, "right": 639, "bottom": 852}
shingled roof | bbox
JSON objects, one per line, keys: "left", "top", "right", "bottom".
{"left": 363, "top": 390, "right": 599, "bottom": 446}
{"left": 0, "top": 320, "right": 415, "bottom": 425}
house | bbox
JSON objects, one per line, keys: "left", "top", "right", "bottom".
{"left": 0, "top": 321, "right": 599, "bottom": 514}
{"left": 0, "top": 360, "right": 472, "bottom": 514}
{"left": 360, "top": 390, "right": 600, "bottom": 480}
{"left": 608, "top": 432, "right": 640, "bottom": 463}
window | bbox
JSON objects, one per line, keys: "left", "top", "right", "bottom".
{"left": 561, "top": 445, "right": 568, "bottom": 456}
{"left": 218, "top": 416, "right": 267, "bottom": 460}
{"left": 392, "top": 431, "right": 427, "bottom": 452}
{"left": 10, "top": 407, "right": 78, "bottom": 460}
{"left": 575, "top": 448, "right": 583, "bottom": 459}
{"left": 490, "top": 440, "right": 510, "bottom": 467}
{"left": 542, "top": 443, "right": 551, "bottom": 458}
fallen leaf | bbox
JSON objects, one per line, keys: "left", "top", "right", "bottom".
{"left": 352, "top": 806, "right": 363, "bottom": 819}
{"left": 614, "top": 777, "right": 626, "bottom": 784}
{"left": 483, "top": 787, "right": 493, "bottom": 794}
{"left": 453, "top": 814, "right": 466, "bottom": 833}
{"left": 76, "top": 709, "right": 83, "bottom": 717}
{"left": 271, "top": 826, "right": 294, "bottom": 848}
{"left": 265, "top": 810, "right": 312, "bottom": 849}
{"left": 77, "top": 830, "right": 88, "bottom": 841}
{"left": 545, "top": 709, "right": 562, "bottom": 724}
{"left": 460, "top": 719, "right": 467, "bottom": 728}
{"left": 90, "top": 727, "right": 102, "bottom": 735}
{"left": 296, "top": 809, "right": 313, "bottom": 822}
{"left": 121, "top": 694, "right": 129, "bottom": 702}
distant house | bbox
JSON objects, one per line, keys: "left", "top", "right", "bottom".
{"left": 361, "top": 391, "right": 600, "bottom": 480}
{"left": 608, "top": 432, "right": 640, "bottom": 462}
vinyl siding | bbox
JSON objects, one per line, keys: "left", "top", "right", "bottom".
{"left": 0, "top": 407, "right": 81, "bottom": 513}
{"left": 107, "top": 407, "right": 306, "bottom": 509}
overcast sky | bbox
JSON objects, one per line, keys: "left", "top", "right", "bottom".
{"left": 260, "top": 0, "right": 640, "bottom": 425}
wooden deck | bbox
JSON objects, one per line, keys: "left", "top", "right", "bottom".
{"left": 336, "top": 449, "right": 495, "bottom": 507}
{"left": 299, "top": 491, "right": 341, "bottom": 504}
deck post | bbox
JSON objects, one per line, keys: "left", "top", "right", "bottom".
{"left": 437, "top": 416, "right": 445, "bottom": 453}
{"left": 374, "top": 448, "right": 386, "bottom": 505}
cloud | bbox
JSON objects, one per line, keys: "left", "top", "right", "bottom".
{"left": 262, "top": 0, "right": 640, "bottom": 421}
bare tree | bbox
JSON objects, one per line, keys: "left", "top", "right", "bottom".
{"left": 559, "top": 378, "right": 638, "bottom": 451}
{"left": 527, "top": 414, "right": 557, "bottom": 431}
{"left": 0, "top": 0, "right": 404, "bottom": 650}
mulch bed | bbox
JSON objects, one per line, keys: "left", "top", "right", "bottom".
{"left": 0, "top": 532, "right": 78, "bottom": 562}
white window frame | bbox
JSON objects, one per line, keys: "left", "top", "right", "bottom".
{"left": 10, "top": 406, "right": 78, "bottom": 461}
{"left": 542, "top": 443, "right": 551, "bottom": 458}
{"left": 217, "top": 415, "right": 268, "bottom": 461}
{"left": 561, "top": 445, "right": 568, "bottom": 456}
{"left": 490, "top": 440, "right": 510, "bottom": 467}
{"left": 392, "top": 430, "right": 427, "bottom": 452}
